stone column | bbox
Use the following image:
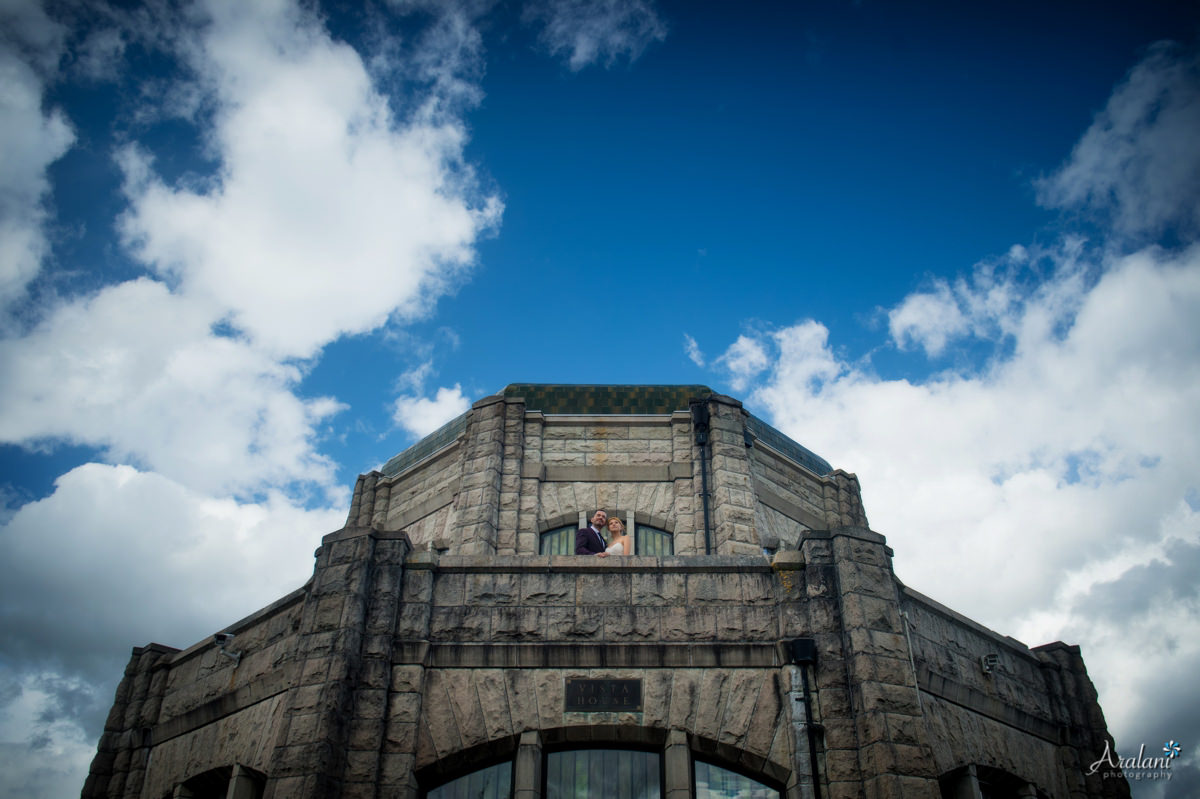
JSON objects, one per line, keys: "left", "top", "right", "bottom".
{"left": 663, "top": 728, "right": 692, "bottom": 799}
{"left": 704, "top": 396, "right": 760, "bottom": 555}
{"left": 262, "top": 527, "right": 412, "bottom": 799}
{"left": 1034, "top": 643, "right": 1130, "bottom": 799}
{"left": 227, "top": 765, "right": 260, "bottom": 799}
{"left": 513, "top": 731, "right": 544, "bottom": 799}
{"left": 453, "top": 395, "right": 507, "bottom": 555}
{"left": 496, "top": 398, "right": 526, "bottom": 554}
{"left": 829, "top": 528, "right": 939, "bottom": 799}
{"left": 670, "top": 410, "right": 699, "bottom": 554}
{"left": 784, "top": 664, "right": 820, "bottom": 799}
{"left": 82, "top": 643, "right": 176, "bottom": 799}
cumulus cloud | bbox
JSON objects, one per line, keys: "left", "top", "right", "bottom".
{"left": 0, "top": 463, "right": 344, "bottom": 797}
{"left": 118, "top": 0, "right": 501, "bottom": 359}
{"left": 0, "top": 2, "right": 502, "bottom": 793}
{"left": 524, "top": 0, "right": 666, "bottom": 71}
{"left": 714, "top": 334, "right": 770, "bottom": 391}
{"left": 1037, "top": 41, "right": 1200, "bottom": 240}
{"left": 393, "top": 384, "right": 472, "bottom": 437}
{"left": 0, "top": 279, "right": 344, "bottom": 497}
{"left": 724, "top": 244, "right": 1200, "bottom": 787}
{"left": 0, "top": 2, "right": 75, "bottom": 309}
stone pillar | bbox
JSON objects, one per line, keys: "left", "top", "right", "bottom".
{"left": 704, "top": 396, "right": 760, "bottom": 555}
{"left": 226, "top": 765, "right": 260, "bottom": 799}
{"left": 83, "top": 643, "right": 176, "bottom": 799}
{"left": 517, "top": 411, "right": 545, "bottom": 555}
{"left": 670, "top": 410, "right": 699, "bottom": 554}
{"left": 663, "top": 728, "right": 692, "bottom": 799}
{"left": 262, "top": 527, "right": 412, "bottom": 799}
{"left": 829, "top": 527, "right": 940, "bottom": 799}
{"left": 453, "top": 395, "right": 507, "bottom": 555}
{"left": 944, "top": 764, "right": 983, "bottom": 799}
{"left": 496, "top": 398, "right": 526, "bottom": 554}
{"left": 513, "top": 731, "right": 544, "bottom": 799}
{"left": 1034, "top": 643, "right": 1130, "bottom": 799}
{"left": 784, "top": 665, "right": 820, "bottom": 799}
{"left": 821, "top": 471, "right": 868, "bottom": 530}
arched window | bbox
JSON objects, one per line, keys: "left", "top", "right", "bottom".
{"left": 636, "top": 524, "right": 673, "bottom": 555}
{"left": 546, "top": 749, "right": 661, "bottom": 799}
{"left": 694, "top": 760, "right": 779, "bottom": 799}
{"left": 539, "top": 525, "right": 576, "bottom": 555}
{"left": 427, "top": 760, "right": 512, "bottom": 799}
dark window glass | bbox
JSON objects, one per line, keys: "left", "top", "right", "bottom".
{"left": 540, "top": 525, "right": 576, "bottom": 555}
{"left": 428, "top": 760, "right": 512, "bottom": 799}
{"left": 636, "top": 525, "right": 673, "bottom": 556}
{"left": 694, "top": 760, "right": 779, "bottom": 799}
{"left": 546, "top": 749, "right": 661, "bottom": 799}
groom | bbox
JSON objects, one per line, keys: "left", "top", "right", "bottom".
{"left": 575, "top": 509, "right": 609, "bottom": 556}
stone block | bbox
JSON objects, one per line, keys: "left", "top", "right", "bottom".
{"left": 847, "top": 629, "right": 910, "bottom": 660}
{"left": 466, "top": 573, "right": 521, "bottom": 606}
{"left": 605, "top": 606, "right": 660, "bottom": 641}
{"left": 577, "top": 573, "right": 632, "bottom": 606}
{"left": 824, "top": 748, "right": 860, "bottom": 782}
{"left": 390, "top": 665, "right": 423, "bottom": 694}
{"left": 492, "top": 607, "right": 544, "bottom": 641}
{"left": 843, "top": 593, "right": 902, "bottom": 632}
{"left": 661, "top": 606, "right": 716, "bottom": 641}
{"left": 857, "top": 682, "right": 922, "bottom": 717}
{"left": 520, "top": 572, "right": 575, "bottom": 605}
{"left": 431, "top": 574, "right": 465, "bottom": 606}
{"left": 632, "top": 573, "right": 686, "bottom": 605}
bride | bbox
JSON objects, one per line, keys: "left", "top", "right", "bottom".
{"left": 604, "top": 517, "right": 632, "bottom": 555}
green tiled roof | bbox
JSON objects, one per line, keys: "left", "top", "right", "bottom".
{"left": 379, "top": 384, "right": 832, "bottom": 478}
{"left": 502, "top": 384, "right": 713, "bottom": 415}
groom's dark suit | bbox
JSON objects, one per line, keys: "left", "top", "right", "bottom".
{"left": 575, "top": 525, "right": 607, "bottom": 555}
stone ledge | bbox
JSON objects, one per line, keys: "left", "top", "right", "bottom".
{"left": 543, "top": 464, "right": 673, "bottom": 483}
{"left": 149, "top": 661, "right": 298, "bottom": 745}
{"left": 423, "top": 555, "right": 774, "bottom": 574}
{"left": 166, "top": 585, "right": 309, "bottom": 666}
{"left": 753, "top": 479, "right": 826, "bottom": 531}
{"left": 399, "top": 642, "right": 785, "bottom": 669}
{"left": 918, "top": 667, "right": 1062, "bottom": 743}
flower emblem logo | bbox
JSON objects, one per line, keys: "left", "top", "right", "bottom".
{"left": 1163, "top": 741, "right": 1181, "bottom": 759}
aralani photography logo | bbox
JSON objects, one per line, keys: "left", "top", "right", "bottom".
{"left": 1088, "top": 740, "right": 1183, "bottom": 782}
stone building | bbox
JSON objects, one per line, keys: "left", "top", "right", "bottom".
{"left": 84, "top": 384, "right": 1129, "bottom": 799}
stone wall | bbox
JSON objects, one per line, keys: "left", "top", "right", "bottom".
{"left": 85, "top": 386, "right": 1128, "bottom": 799}
{"left": 348, "top": 391, "right": 861, "bottom": 559}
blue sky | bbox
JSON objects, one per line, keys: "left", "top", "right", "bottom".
{"left": 2, "top": 1, "right": 1199, "bottom": 796}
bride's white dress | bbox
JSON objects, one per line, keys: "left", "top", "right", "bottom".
{"left": 605, "top": 540, "right": 625, "bottom": 555}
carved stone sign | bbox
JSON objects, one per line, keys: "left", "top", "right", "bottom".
{"left": 564, "top": 678, "right": 643, "bottom": 712}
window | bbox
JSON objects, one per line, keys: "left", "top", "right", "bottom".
{"left": 635, "top": 525, "right": 673, "bottom": 556}
{"left": 546, "top": 749, "right": 661, "bottom": 799}
{"left": 428, "top": 760, "right": 512, "bottom": 799}
{"left": 694, "top": 760, "right": 779, "bottom": 799}
{"left": 539, "top": 525, "right": 576, "bottom": 555}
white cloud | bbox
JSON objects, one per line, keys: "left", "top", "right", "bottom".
{"left": 727, "top": 242, "right": 1200, "bottom": 779}
{"left": 0, "top": 8, "right": 75, "bottom": 309}
{"left": 714, "top": 334, "right": 770, "bottom": 392}
{"left": 524, "top": 0, "right": 666, "bottom": 71}
{"left": 887, "top": 280, "right": 968, "bottom": 356}
{"left": 0, "top": 462, "right": 345, "bottom": 797}
{"left": 393, "top": 384, "right": 472, "bottom": 437}
{"left": 0, "top": 6, "right": 501, "bottom": 793}
{"left": 1037, "top": 41, "right": 1200, "bottom": 240}
{"left": 683, "top": 333, "right": 705, "bottom": 367}
{"left": 118, "top": 0, "right": 502, "bottom": 359}
{"left": 0, "top": 279, "right": 344, "bottom": 497}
